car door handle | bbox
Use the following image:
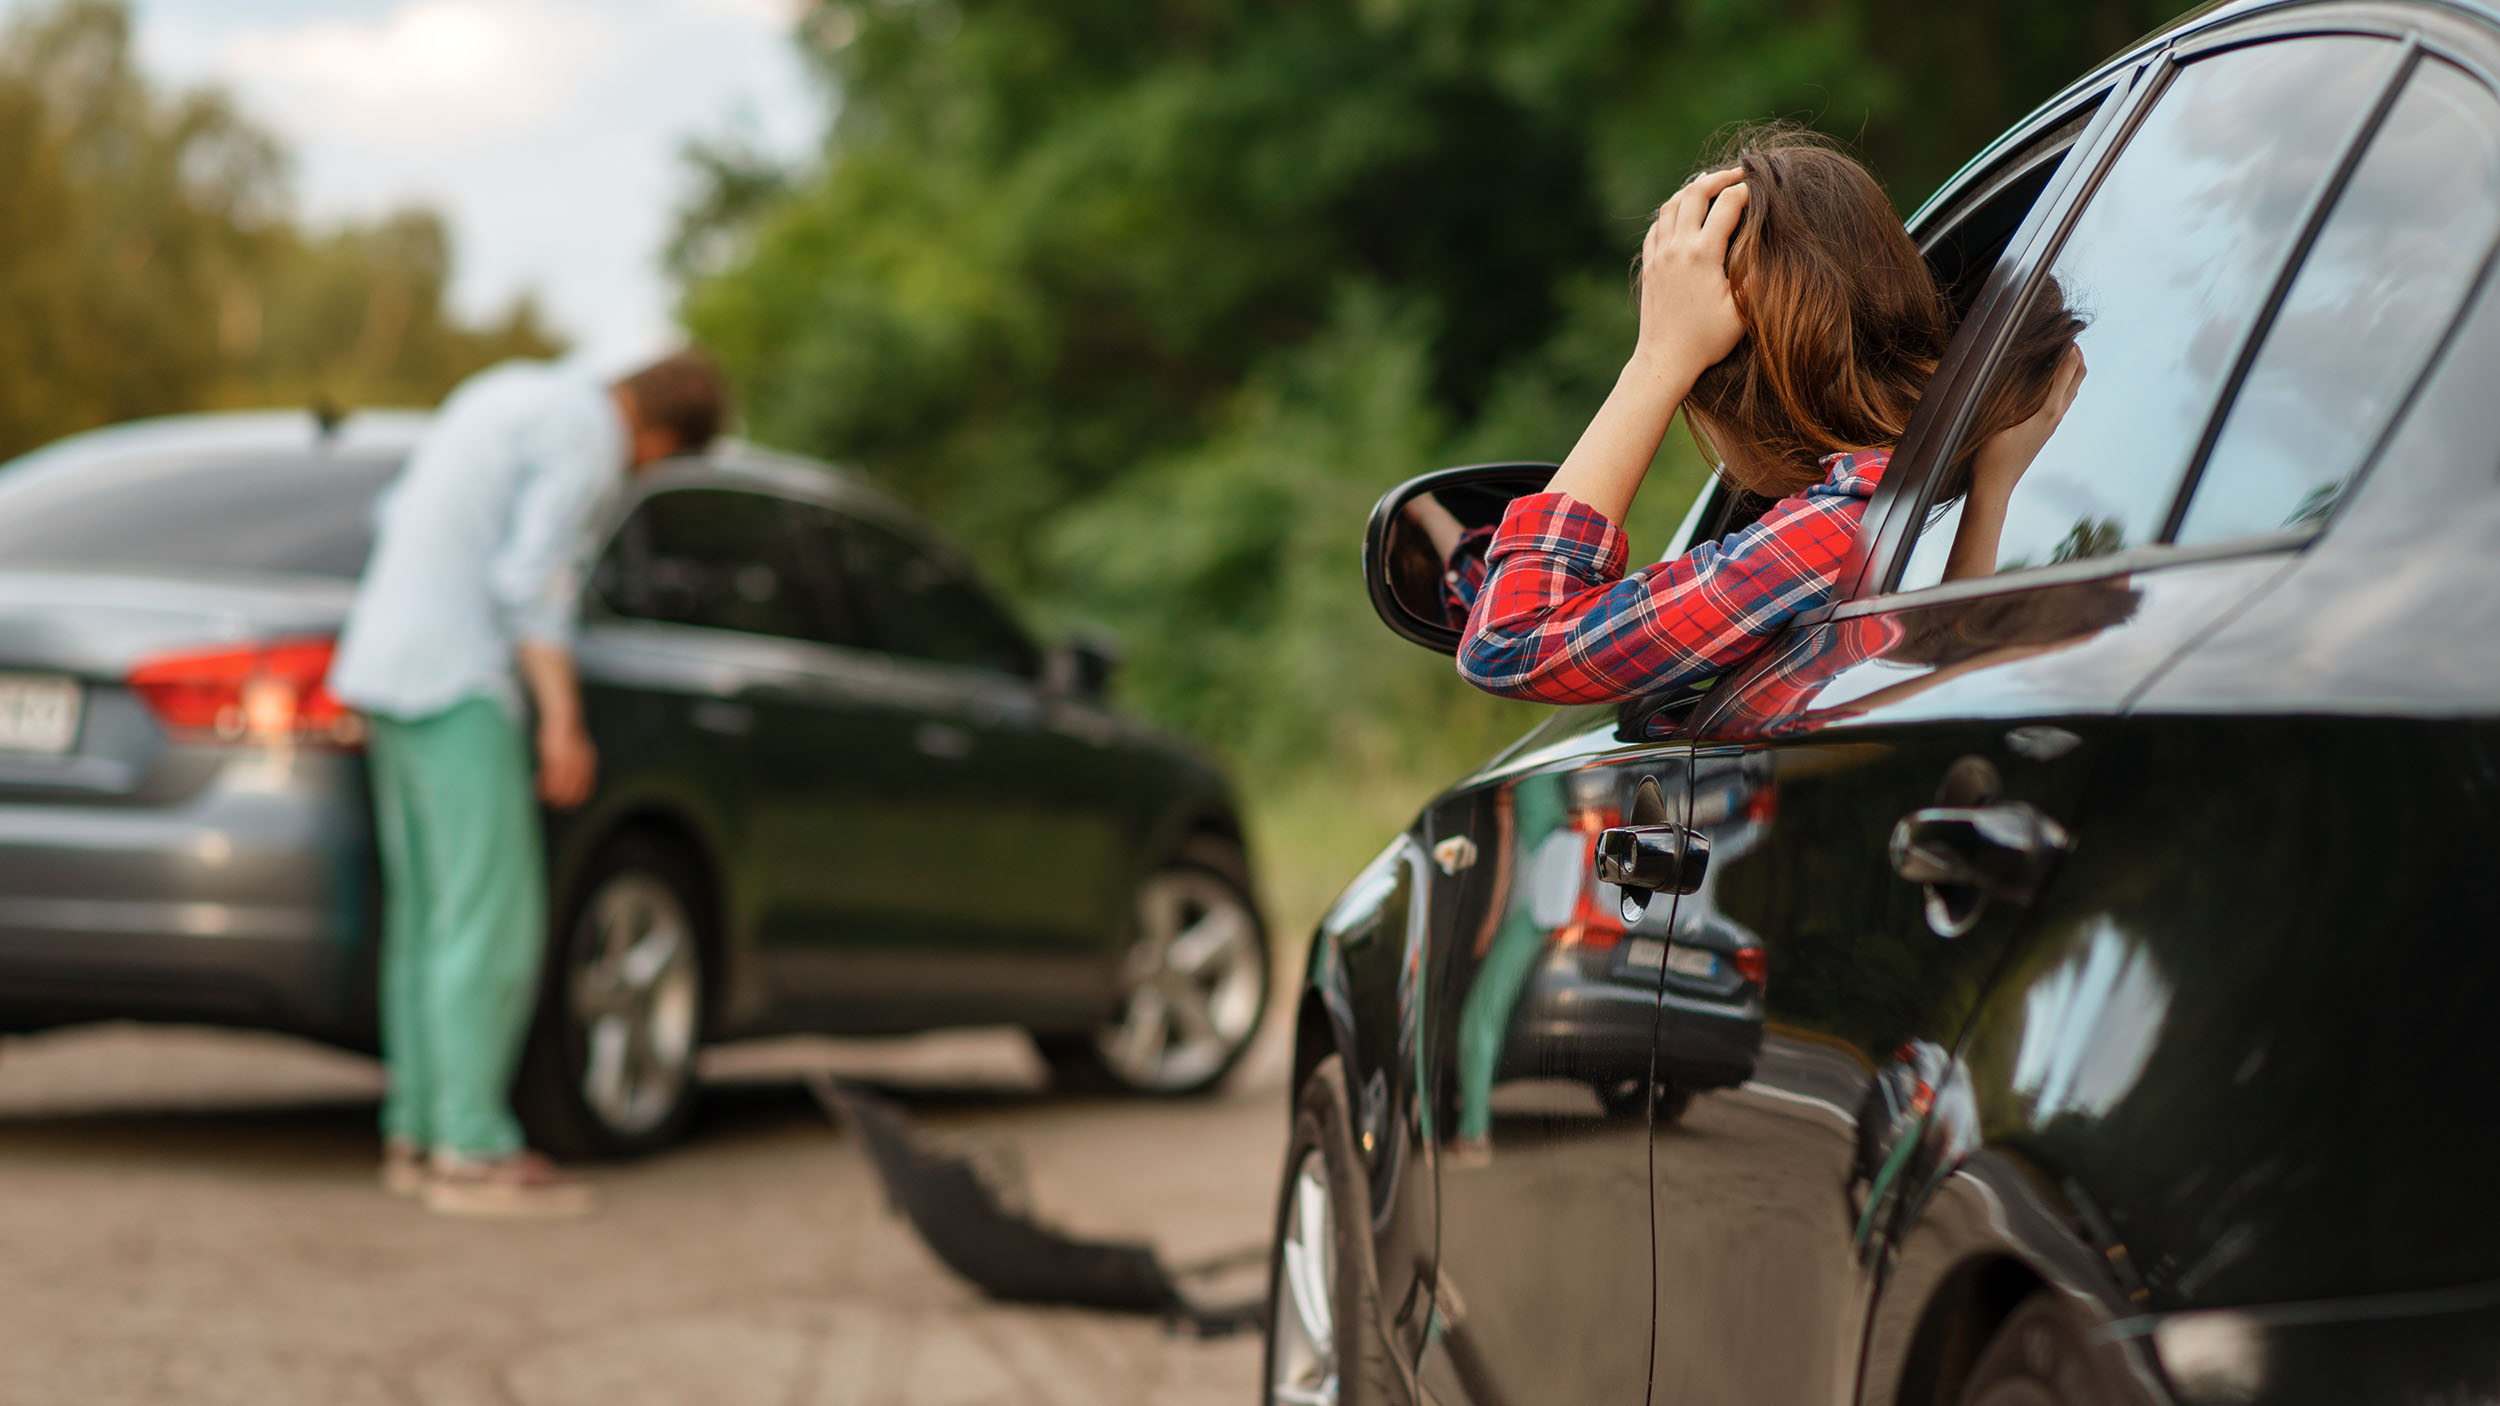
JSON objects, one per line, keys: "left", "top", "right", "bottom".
{"left": 1595, "top": 824, "right": 1710, "bottom": 896}
{"left": 1887, "top": 803, "right": 2071, "bottom": 904}
{"left": 912, "top": 720, "right": 974, "bottom": 761}
{"left": 690, "top": 699, "right": 754, "bottom": 736}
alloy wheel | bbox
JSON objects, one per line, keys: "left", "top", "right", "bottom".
{"left": 567, "top": 871, "right": 701, "bottom": 1137}
{"left": 1096, "top": 868, "right": 1265, "bottom": 1092}
{"left": 1269, "top": 1148, "right": 1340, "bottom": 1406}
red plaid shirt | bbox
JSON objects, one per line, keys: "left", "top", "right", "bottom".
{"left": 1457, "top": 451, "right": 1888, "bottom": 704}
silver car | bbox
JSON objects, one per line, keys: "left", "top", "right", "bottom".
{"left": 0, "top": 410, "right": 1271, "bottom": 1155}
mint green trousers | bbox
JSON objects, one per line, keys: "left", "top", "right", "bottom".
{"left": 366, "top": 697, "right": 545, "bottom": 1159}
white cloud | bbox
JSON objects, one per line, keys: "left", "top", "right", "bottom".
{"left": 220, "top": 1, "right": 612, "bottom": 140}
{"left": 0, "top": 0, "right": 825, "bottom": 370}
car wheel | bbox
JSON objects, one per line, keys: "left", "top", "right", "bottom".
{"left": 1038, "top": 835, "right": 1268, "bottom": 1096}
{"left": 514, "top": 832, "right": 707, "bottom": 1159}
{"left": 1264, "top": 1056, "right": 1394, "bottom": 1406}
{"left": 1958, "top": 1292, "right": 2121, "bottom": 1406}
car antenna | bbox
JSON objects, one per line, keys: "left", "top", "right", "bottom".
{"left": 310, "top": 393, "right": 346, "bottom": 439}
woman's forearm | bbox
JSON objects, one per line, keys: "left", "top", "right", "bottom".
{"left": 1543, "top": 350, "right": 1704, "bottom": 526}
{"left": 1943, "top": 480, "right": 2013, "bottom": 582}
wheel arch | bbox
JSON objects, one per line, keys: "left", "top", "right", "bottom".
{"left": 570, "top": 803, "right": 738, "bottom": 1029}
{"left": 1888, "top": 1253, "right": 2049, "bottom": 1406}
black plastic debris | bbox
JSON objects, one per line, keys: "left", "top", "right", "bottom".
{"left": 806, "top": 1073, "right": 1266, "bottom": 1338}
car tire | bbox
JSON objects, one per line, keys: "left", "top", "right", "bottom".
{"left": 1264, "top": 1055, "right": 1397, "bottom": 1406}
{"left": 513, "top": 832, "right": 708, "bottom": 1160}
{"left": 1958, "top": 1292, "right": 2121, "bottom": 1406}
{"left": 1034, "top": 833, "right": 1268, "bottom": 1097}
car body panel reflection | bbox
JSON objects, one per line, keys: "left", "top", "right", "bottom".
{"left": 1646, "top": 549, "right": 2275, "bottom": 1402}
{"left": 1417, "top": 757, "right": 1675, "bottom": 1406}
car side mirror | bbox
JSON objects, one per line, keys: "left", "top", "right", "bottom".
{"left": 1362, "top": 462, "right": 1556, "bottom": 654}
{"left": 1046, "top": 629, "right": 1121, "bottom": 701}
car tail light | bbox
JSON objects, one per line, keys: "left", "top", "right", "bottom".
{"left": 127, "top": 638, "right": 361, "bottom": 747}
{"left": 1731, "top": 946, "right": 1769, "bottom": 986}
{"left": 1556, "top": 806, "right": 1627, "bottom": 949}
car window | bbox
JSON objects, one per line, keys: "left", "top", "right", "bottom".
{"left": 595, "top": 488, "right": 827, "bottom": 642}
{"left": 2178, "top": 58, "right": 2500, "bottom": 545}
{"left": 0, "top": 452, "right": 397, "bottom": 578}
{"left": 1896, "top": 36, "right": 2396, "bottom": 591}
{"left": 833, "top": 513, "right": 1039, "bottom": 677}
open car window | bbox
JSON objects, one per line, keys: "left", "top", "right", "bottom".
{"left": 1661, "top": 103, "right": 2094, "bottom": 567}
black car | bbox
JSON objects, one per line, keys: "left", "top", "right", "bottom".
{"left": 0, "top": 413, "right": 1269, "bottom": 1155}
{"left": 1267, "top": 2, "right": 2500, "bottom": 1402}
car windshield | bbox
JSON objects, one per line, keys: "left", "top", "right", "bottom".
{"left": 0, "top": 451, "right": 399, "bottom": 579}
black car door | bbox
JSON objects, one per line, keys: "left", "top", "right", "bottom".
{"left": 1641, "top": 29, "right": 2424, "bottom": 1404}
{"left": 1411, "top": 719, "right": 1690, "bottom": 1406}
{"left": 1872, "top": 34, "right": 2500, "bottom": 1384}
{"left": 582, "top": 483, "right": 882, "bottom": 1028}
{"left": 803, "top": 505, "right": 1132, "bottom": 1027}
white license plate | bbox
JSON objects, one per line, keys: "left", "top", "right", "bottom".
{"left": 0, "top": 674, "right": 81, "bottom": 754}
{"left": 1623, "top": 938, "right": 1666, "bottom": 971}
{"left": 1664, "top": 945, "right": 1720, "bottom": 980}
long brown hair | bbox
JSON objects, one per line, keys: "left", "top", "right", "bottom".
{"left": 1652, "top": 124, "right": 2078, "bottom": 500}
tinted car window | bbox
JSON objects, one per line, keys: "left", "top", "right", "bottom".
{"left": 1898, "top": 37, "right": 2394, "bottom": 590}
{"left": 597, "top": 488, "right": 826, "bottom": 642}
{"left": 2179, "top": 59, "right": 2500, "bottom": 545}
{"left": 0, "top": 452, "right": 397, "bottom": 577}
{"left": 835, "top": 514, "right": 1038, "bottom": 676}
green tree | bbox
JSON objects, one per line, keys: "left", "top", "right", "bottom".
{"left": 0, "top": 0, "right": 560, "bottom": 463}
{"left": 681, "top": 0, "right": 2197, "bottom": 785}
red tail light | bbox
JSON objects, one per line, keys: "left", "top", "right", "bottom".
{"left": 1556, "top": 805, "right": 1627, "bottom": 950}
{"left": 127, "top": 638, "right": 360, "bottom": 747}
{"left": 1731, "top": 946, "right": 1769, "bottom": 986}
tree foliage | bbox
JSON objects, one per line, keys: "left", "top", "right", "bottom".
{"left": 685, "top": 0, "right": 2196, "bottom": 777}
{"left": 0, "top": 0, "right": 561, "bottom": 463}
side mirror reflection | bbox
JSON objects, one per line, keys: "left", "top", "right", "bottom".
{"left": 1361, "top": 462, "right": 1555, "bottom": 655}
{"left": 1046, "top": 630, "right": 1121, "bottom": 700}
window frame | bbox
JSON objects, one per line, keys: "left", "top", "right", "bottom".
{"left": 821, "top": 504, "right": 1045, "bottom": 681}
{"left": 589, "top": 482, "right": 838, "bottom": 646}
{"left": 1846, "top": 7, "right": 2500, "bottom": 618}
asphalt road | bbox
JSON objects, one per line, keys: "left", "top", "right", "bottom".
{"left": 0, "top": 1021, "right": 1293, "bottom": 1406}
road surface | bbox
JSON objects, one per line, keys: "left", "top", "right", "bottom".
{"left": 0, "top": 1022, "right": 1292, "bottom": 1406}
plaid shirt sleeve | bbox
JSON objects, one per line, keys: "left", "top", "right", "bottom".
{"left": 1698, "top": 611, "right": 1908, "bottom": 739}
{"left": 1456, "top": 456, "right": 1881, "bottom": 705}
{"left": 1438, "top": 526, "right": 1496, "bottom": 624}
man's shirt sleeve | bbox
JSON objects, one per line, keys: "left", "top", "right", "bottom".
{"left": 490, "top": 393, "right": 619, "bottom": 649}
{"left": 1456, "top": 486, "right": 1865, "bottom": 705}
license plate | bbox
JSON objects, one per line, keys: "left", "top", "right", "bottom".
{"left": 0, "top": 674, "right": 81, "bottom": 754}
{"left": 1664, "top": 944, "right": 1720, "bottom": 980}
{"left": 1623, "top": 938, "right": 1666, "bottom": 971}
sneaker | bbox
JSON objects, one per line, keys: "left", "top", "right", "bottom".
{"left": 421, "top": 1150, "right": 597, "bottom": 1220}
{"left": 380, "top": 1139, "right": 428, "bottom": 1197}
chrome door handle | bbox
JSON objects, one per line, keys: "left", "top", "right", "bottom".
{"left": 1888, "top": 803, "right": 2070, "bottom": 902}
{"left": 912, "top": 720, "right": 974, "bottom": 761}
{"left": 690, "top": 700, "right": 754, "bottom": 736}
{"left": 1890, "top": 802, "right": 2070, "bottom": 938}
{"left": 1595, "top": 825, "right": 1710, "bottom": 896}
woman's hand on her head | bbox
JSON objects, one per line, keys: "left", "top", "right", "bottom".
{"left": 1632, "top": 168, "right": 1751, "bottom": 383}
{"left": 1973, "top": 345, "right": 2086, "bottom": 503}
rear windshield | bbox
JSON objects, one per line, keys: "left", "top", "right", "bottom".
{"left": 0, "top": 452, "right": 399, "bottom": 579}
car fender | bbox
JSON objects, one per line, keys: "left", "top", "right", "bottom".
{"left": 542, "top": 774, "right": 751, "bottom": 1026}
{"left": 1868, "top": 1146, "right": 2175, "bottom": 1406}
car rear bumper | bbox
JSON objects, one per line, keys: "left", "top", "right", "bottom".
{"left": 1500, "top": 946, "right": 1765, "bottom": 1091}
{"left": 0, "top": 749, "right": 378, "bottom": 1045}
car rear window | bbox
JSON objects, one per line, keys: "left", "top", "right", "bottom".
{"left": 0, "top": 452, "right": 399, "bottom": 578}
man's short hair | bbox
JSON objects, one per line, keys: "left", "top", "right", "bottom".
{"left": 618, "top": 349, "right": 732, "bottom": 454}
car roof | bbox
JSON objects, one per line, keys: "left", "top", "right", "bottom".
{"left": 1912, "top": 0, "right": 2500, "bottom": 234}
{"left": 0, "top": 406, "right": 929, "bottom": 537}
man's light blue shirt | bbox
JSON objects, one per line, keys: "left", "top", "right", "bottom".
{"left": 329, "top": 361, "right": 626, "bottom": 721}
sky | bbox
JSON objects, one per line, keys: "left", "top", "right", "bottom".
{"left": 16, "top": 0, "right": 825, "bottom": 371}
